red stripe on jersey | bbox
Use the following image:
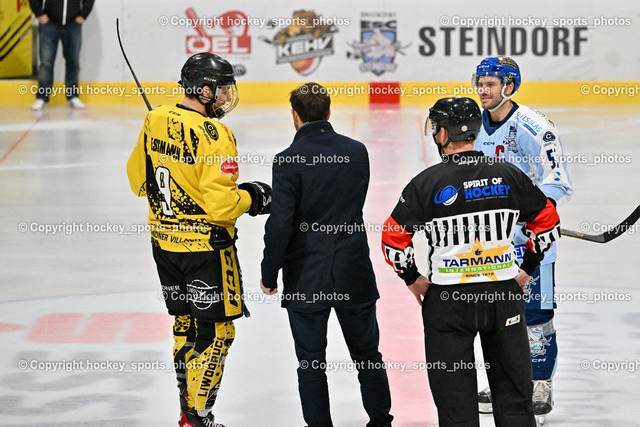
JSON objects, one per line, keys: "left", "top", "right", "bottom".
{"left": 382, "top": 216, "right": 412, "bottom": 249}
{"left": 381, "top": 216, "right": 414, "bottom": 269}
{"left": 526, "top": 199, "right": 560, "bottom": 235}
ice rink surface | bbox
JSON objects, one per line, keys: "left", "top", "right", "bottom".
{"left": 0, "top": 102, "right": 638, "bottom": 426}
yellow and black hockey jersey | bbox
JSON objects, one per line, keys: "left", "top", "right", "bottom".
{"left": 127, "top": 104, "right": 251, "bottom": 252}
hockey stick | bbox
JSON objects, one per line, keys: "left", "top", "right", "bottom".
{"left": 560, "top": 205, "right": 640, "bottom": 243}
{"left": 116, "top": 18, "right": 152, "bottom": 111}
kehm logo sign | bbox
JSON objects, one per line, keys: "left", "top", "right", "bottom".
{"left": 261, "top": 10, "right": 337, "bottom": 76}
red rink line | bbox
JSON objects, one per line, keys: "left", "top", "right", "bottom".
{"left": 0, "top": 115, "right": 43, "bottom": 165}
{"left": 351, "top": 112, "right": 357, "bottom": 139}
{"left": 76, "top": 108, "right": 101, "bottom": 121}
{"left": 366, "top": 103, "right": 436, "bottom": 424}
{"left": 377, "top": 282, "right": 437, "bottom": 425}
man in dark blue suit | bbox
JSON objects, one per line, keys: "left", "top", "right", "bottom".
{"left": 260, "top": 82, "right": 393, "bottom": 427}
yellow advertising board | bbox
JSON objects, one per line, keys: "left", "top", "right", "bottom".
{"left": 0, "top": 0, "right": 33, "bottom": 78}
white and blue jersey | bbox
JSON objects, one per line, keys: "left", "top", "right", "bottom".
{"left": 474, "top": 103, "right": 573, "bottom": 266}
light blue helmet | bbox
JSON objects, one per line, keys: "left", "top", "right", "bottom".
{"left": 473, "top": 56, "right": 521, "bottom": 92}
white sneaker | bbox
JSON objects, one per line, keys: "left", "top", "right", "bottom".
{"left": 68, "top": 97, "right": 85, "bottom": 109}
{"left": 31, "top": 99, "right": 46, "bottom": 111}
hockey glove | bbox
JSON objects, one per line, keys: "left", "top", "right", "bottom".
{"left": 238, "top": 181, "right": 272, "bottom": 216}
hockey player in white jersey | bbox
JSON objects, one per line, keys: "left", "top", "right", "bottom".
{"left": 472, "top": 57, "right": 573, "bottom": 424}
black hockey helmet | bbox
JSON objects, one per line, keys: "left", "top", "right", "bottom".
{"left": 425, "top": 97, "right": 482, "bottom": 143}
{"left": 178, "top": 52, "right": 238, "bottom": 118}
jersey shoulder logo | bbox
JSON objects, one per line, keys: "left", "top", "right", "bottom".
{"left": 204, "top": 121, "right": 219, "bottom": 141}
{"left": 542, "top": 131, "right": 556, "bottom": 142}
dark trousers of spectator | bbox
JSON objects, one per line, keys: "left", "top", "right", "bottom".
{"left": 37, "top": 21, "right": 82, "bottom": 102}
{"left": 423, "top": 280, "right": 536, "bottom": 427}
{"left": 287, "top": 302, "right": 393, "bottom": 427}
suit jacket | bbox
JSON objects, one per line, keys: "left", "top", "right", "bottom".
{"left": 261, "top": 120, "right": 379, "bottom": 309}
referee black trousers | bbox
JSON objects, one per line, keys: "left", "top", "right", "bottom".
{"left": 287, "top": 302, "right": 393, "bottom": 427}
{"left": 423, "top": 280, "right": 535, "bottom": 427}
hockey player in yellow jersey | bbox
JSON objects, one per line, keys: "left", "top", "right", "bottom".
{"left": 127, "top": 52, "right": 271, "bottom": 427}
